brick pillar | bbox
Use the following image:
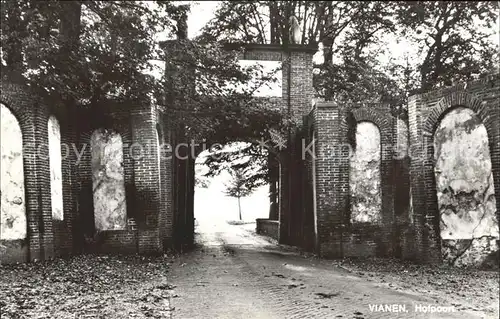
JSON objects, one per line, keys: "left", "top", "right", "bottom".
{"left": 378, "top": 117, "right": 396, "bottom": 257}
{"left": 33, "top": 100, "right": 55, "bottom": 261}
{"left": 392, "top": 117, "right": 412, "bottom": 258}
{"left": 313, "top": 102, "right": 348, "bottom": 257}
{"left": 171, "top": 126, "right": 192, "bottom": 249}
{"left": 285, "top": 46, "right": 315, "bottom": 247}
{"left": 407, "top": 95, "right": 430, "bottom": 262}
{"left": 288, "top": 48, "right": 314, "bottom": 124}
{"left": 130, "top": 103, "right": 162, "bottom": 254}
{"left": 422, "top": 131, "right": 442, "bottom": 263}
{"left": 164, "top": 128, "right": 174, "bottom": 247}
{"left": 24, "top": 105, "right": 44, "bottom": 262}
{"left": 157, "top": 118, "right": 173, "bottom": 248}
{"left": 62, "top": 103, "right": 79, "bottom": 255}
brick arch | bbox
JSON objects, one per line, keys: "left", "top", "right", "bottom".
{"left": 0, "top": 82, "right": 38, "bottom": 135}
{"left": 419, "top": 91, "right": 500, "bottom": 263}
{"left": 422, "top": 92, "right": 484, "bottom": 135}
{"left": 351, "top": 108, "right": 393, "bottom": 134}
{"left": 78, "top": 124, "right": 133, "bottom": 155}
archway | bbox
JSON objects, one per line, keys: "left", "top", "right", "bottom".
{"left": 90, "top": 128, "right": 127, "bottom": 231}
{"left": 1, "top": 103, "right": 27, "bottom": 260}
{"left": 193, "top": 141, "right": 272, "bottom": 245}
{"left": 433, "top": 107, "right": 498, "bottom": 266}
{"left": 349, "top": 121, "right": 382, "bottom": 224}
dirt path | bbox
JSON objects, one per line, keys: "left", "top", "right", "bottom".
{"left": 168, "top": 224, "right": 488, "bottom": 319}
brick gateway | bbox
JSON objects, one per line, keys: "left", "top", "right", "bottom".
{"left": 1, "top": 43, "right": 499, "bottom": 266}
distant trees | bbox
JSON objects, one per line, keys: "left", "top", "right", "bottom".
{"left": 394, "top": 1, "right": 499, "bottom": 92}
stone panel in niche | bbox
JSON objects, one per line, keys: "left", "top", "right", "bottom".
{"left": 48, "top": 116, "right": 64, "bottom": 221}
{"left": 434, "top": 107, "right": 498, "bottom": 266}
{"left": 350, "top": 121, "right": 382, "bottom": 224}
{"left": 1, "top": 103, "right": 27, "bottom": 240}
{"left": 90, "top": 128, "right": 127, "bottom": 231}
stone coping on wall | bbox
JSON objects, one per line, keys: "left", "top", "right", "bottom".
{"left": 256, "top": 218, "right": 279, "bottom": 223}
{"left": 312, "top": 100, "right": 393, "bottom": 111}
{"left": 159, "top": 40, "right": 319, "bottom": 54}
{"left": 222, "top": 42, "right": 319, "bottom": 54}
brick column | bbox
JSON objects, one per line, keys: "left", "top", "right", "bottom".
{"left": 313, "top": 102, "right": 348, "bottom": 257}
{"left": 33, "top": 100, "right": 56, "bottom": 261}
{"left": 407, "top": 95, "right": 428, "bottom": 262}
{"left": 130, "top": 103, "right": 162, "bottom": 254}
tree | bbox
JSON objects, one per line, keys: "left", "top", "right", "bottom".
{"left": 395, "top": 1, "right": 499, "bottom": 91}
{"left": 224, "top": 166, "right": 255, "bottom": 221}
{"left": 195, "top": 160, "right": 211, "bottom": 188}
{"left": 0, "top": 1, "right": 286, "bottom": 140}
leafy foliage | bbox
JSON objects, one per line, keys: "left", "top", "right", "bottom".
{"left": 200, "top": 142, "right": 269, "bottom": 189}
{"left": 1, "top": 1, "right": 177, "bottom": 103}
{"left": 0, "top": 1, "right": 287, "bottom": 134}
{"left": 200, "top": 1, "right": 499, "bottom": 102}
{"left": 394, "top": 1, "right": 499, "bottom": 91}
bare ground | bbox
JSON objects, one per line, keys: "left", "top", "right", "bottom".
{"left": 330, "top": 257, "right": 500, "bottom": 318}
{"left": 1, "top": 225, "right": 498, "bottom": 319}
{"left": 0, "top": 255, "right": 173, "bottom": 319}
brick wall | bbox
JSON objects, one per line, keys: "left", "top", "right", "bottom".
{"left": 1, "top": 42, "right": 319, "bottom": 262}
{"left": 407, "top": 74, "right": 500, "bottom": 264}
{"left": 256, "top": 219, "right": 279, "bottom": 241}
{"left": 49, "top": 99, "right": 77, "bottom": 258}
{"left": 1, "top": 79, "right": 56, "bottom": 263}
{"left": 310, "top": 101, "right": 398, "bottom": 258}
{"left": 311, "top": 103, "right": 345, "bottom": 257}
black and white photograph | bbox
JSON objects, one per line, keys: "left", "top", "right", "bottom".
{"left": 0, "top": 1, "right": 499, "bottom": 318}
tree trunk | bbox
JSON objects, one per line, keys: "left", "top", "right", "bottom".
{"left": 269, "top": 2, "right": 278, "bottom": 44}
{"left": 59, "top": 1, "right": 82, "bottom": 53}
{"left": 238, "top": 196, "right": 242, "bottom": 221}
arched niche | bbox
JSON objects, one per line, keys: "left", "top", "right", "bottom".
{"left": 90, "top": 128, "right": 127, "bottom": 231}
